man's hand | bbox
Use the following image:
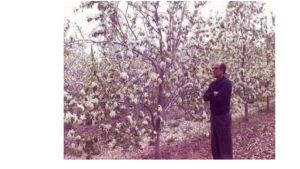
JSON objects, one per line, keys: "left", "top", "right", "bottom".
{"left": 214, "top": 91, "right": 219, "bottom": 96}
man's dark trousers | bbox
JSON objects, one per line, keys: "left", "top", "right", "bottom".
{"left": 210, "top": 113, "right": 233, "bottom": 159}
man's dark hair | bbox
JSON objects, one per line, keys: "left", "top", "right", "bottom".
{"left": 220, "top": 62, "right": 226, "bottom": 74}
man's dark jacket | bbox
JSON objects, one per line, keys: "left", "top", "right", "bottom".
{"left": 203, "top": 76, "right": 232, "bottom": 115}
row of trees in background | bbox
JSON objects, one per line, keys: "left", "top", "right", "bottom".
{"left": 64, "top": 1, "right": 275, "bottom": 159}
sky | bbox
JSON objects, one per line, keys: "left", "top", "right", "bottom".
{"left": 64, "top": 1, "right": 275, "bottom": 53}
{"left": 65, "top": 1, "right": 224, "bottom": 34}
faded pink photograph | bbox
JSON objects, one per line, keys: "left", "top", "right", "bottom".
{"left": 64, "top": 1, "right": 275, "bottom": 160}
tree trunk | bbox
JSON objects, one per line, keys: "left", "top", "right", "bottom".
{"left": 266, "top": 71, "right": 270, "bottom": 113}
{"left": 155, "top": 6, "right": 164, "bottom": 156}
{"left": 155, "top": 131, "right": 162, "bottom": 159}
{"left": 267, "top": 94, "right": 270, "bottom": 113}
{"left": 154, "top": 70, "right": 163, "bottom": 159}
{"left": 241, "top": 43, "right": 248, "bottom": 122}
{"left": 266, "top": 36, "right": 270, "bottom": 113}
{"left": 244, "top": 102, "right": 249, "bottom": 122}
{"left": 154, "top": 112, "right": 161, "bottom": 159}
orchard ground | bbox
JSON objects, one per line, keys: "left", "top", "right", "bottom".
{"left": 64, "top": 100, "right": 275, "bottom": 160}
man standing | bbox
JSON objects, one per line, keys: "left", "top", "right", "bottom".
{"left": 203, "top": 61, "right": 233, "bottom": 159}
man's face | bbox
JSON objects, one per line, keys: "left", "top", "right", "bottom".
{"left": 212, "top": 63, "right": 223, "bottom": 78}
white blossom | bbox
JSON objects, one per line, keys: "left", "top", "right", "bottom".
{"left": 64, "top": 91, "right": 69, "bottom": 98}
{"left": 80, "top": 115, "right": 86, "bottom": 121}
{"left": 77, "top": 104, "right": 85, "bottom": 112}
{"left": 145, "top": 79, "right": 151, "bottom": 87}
{"left": 139, "top": 111, "right": 145, "bottom": 118}
{"left": 75, "top": 135, "right": 81, "bottom": 140}
{"left": 139, "top": 46, "right": 146, "bottom": 53}
{"left": 152, "top": 38, "right": 160, "bottom": 48}
{"left": 77, "top": 119, "right": 83, "bottom": 125}
{"left": 101, "top": 124, "right": 112, "bottom": 132}
{"left": 116, "top": 123, "right": 122, "bottom": 128}
{"left": 129, "top": 93, "right": 134, "bottom": 99}
{"left": 166, "top": 58, "right": 172, "bottom": 64}
{"left": 71, "top": 143, "right": 76, "bottom": 149}
{"left": 144, "top": 116, "right": 150, "bottom": 121}
{"left": 66, "top": 113, "right": 78, "bottom": 124}
{"left": 115, "top": 128, "right": 120, "bottom": 133}
{"left": 178, "top": 97, "right": 182, "bottom": 104}
{"left": 139, "top": 87, "right": 144, "bottom": 92}
{"left": 159, "top": 61, "right": 166, "bottom": 69}
{"left": 108, "top": 139, "right": 117, "bottom": 149}
{"left": 158, "top": 78, "right": 162, "bottom": 84}
{"left": 158, "top": 105, "right": 163, "bottom": 113}
{"left": 77, "top": 145, "right": 83, "bottom": 151}
{"left": 126, "top": 115, "right": 133, "bottom": 124}
{"left": 96, "top": 72, "right": 102, "bottom": 78}
{"left": 184, "top": 82, "right": 193, "bottom": 88}
{"left": 205, "top": 131, "right": 210, "bottom": 137}
{"left": 105, "top": 103, "right": 109, "bottom": 110}
{"left": 112, "top": 1, "right": 118, "bottom": 8}
{"left": 120, "top": 72, "right": 129, "bottom": 80}
{"left": 120, "top": 105, "right": 126, "bottom": 110}
{"left": 91, "top": 82, "right": 98, "bottom": 88}
{"left": 85, "top": 101, "right": 94, "bottom": 110}
{"left": 65, "top": 112, "right": 72, "bottom": 122}
{"left": 79, "top": 89, "right": 85, "bottom": 95}
{"left": 184, "top": 64, "right": 189, "bottom": 69}
{"left": 133, "top": 84, "right": 137, "bottom": 90}
{"left": 150, "top": 73, "right": 159, "bottom": 80}
{"left": 66, "top": 95, "right": 72, "bottom": 101}
{"left": 132, "top": 98, "right": 138, "bottom": 105}
{"left": 128, "top": 45, "right": 133, "bottom": 51}
{"left": 143, "top": 92, "right": 149, "bottom": 98}
{"left": 106, "top": 78, "right": 112, "bottom": 83}
{"left": 113, "top": 101, "right": 118, "bottom": 108}
{"left": 142, "top": 120, "right": 148, "bottom": 126}
{"left": 69, "top": 99, "right": 76, "bottom": 106}
{"left": 202, "top": 111, "right": 208, "bottom": 119}
{"left": 110, "top": 110, "right": 116, "bottom": 118}
{"left": 120, "top": 93, "right": 124, "bottom": 100}
{"left": 91, "top": 111, "right": 98, "bottom": 118}
{"left": 104, "top": 124, "right": 112, "bottom": 130}
{"left": 67, "top": 129, "right": 75, "bottom": 139}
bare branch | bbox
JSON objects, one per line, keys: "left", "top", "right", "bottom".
{"left": 118, "top": 4, "right": 138, "bottom": 40}
{"left": 141, "top": 103, "right": 155, "bottom": 128}
{"left": 134, "top": 6, "right": 159, "bottom": 34}
{"left": 153, "top": 1, "right": 163, "bottom": 56}
{"left": 162, "top": 93, "right": 177, "bottom": 116}
{"left": 75, "top": 24, "right": 86, "bottom": 41}
{"left": 113, "top": 42, "right": 159, "bottom": 72}
{"left": 175, "top": 2, "right": 187, "bottom": 48}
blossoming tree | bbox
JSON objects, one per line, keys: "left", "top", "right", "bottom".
{"left": 64, "top": 1, "right": 215, "bottom": 159}
{"left": 64, "top": 1, "right": 275, "bottom": 159}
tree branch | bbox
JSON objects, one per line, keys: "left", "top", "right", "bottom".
{"left": 175, "top": 2, "right": 187, "bottom": 48}
{"left": 113, "top": 42, "right": 159, "bottom": 72}
{"left": 154, "top": 1, "right": 163, "bottom": 56}
{"left": 142, "top": 103, "right": 155, "bottom": 128}
{"left": 118, "top": 4, "right": 138, "bottom": 40}
{"left": 134, "top": 6, "right": 159, "bottom": 34}
{"left": 75, "top": 24, "right": 86, "bottom": 41}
